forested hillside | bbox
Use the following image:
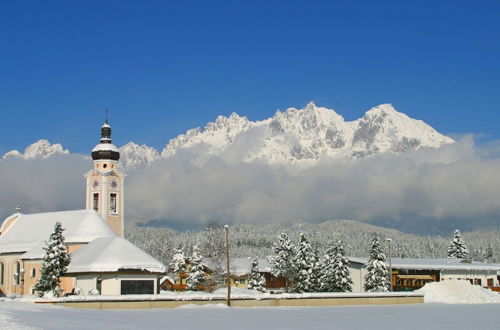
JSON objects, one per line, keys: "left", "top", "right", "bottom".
{"left": 125, "top": 220, "right": 500, "bottom": 267}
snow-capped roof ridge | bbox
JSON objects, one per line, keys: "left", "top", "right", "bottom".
{"left": 66, "top": 236, "right": 167, "bottom": 273}
{"left": 0, "top": 209, "right": 116, "bottom": 256}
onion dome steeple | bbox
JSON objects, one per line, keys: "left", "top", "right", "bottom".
{"left": 91, "top": 109, "right": 120, "bottom": 161}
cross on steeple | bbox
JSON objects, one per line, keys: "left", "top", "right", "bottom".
{"left": 105, "top": 108, "right": 109, "bottom": 124}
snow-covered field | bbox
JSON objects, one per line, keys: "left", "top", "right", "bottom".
{"left": 1, "top": 300, "right": 500, "bottom": 330}
{"left": 1, "top": 281, "right": 499, "bottom": 330}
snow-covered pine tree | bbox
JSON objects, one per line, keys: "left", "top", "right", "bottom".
{"left": 319, "top": 243, "right": 338, "bottom": 292}
{"left": 269, "top": 231, "right": 295, "bottom": 291}
{"left": 247, "top": 258, "right": 266, "bottom": 292}
{"left": 447, "top": 229, "right": 469, "bottom": 259}
{"left": 169, "top": 248, "right": 187, "bottom": 273}
{"left": 34, "top": 222, "right": 70, "bottom": 297}
{"left": 320, "top": 241, "right": 353, "bottom": 292}
{"left": 291, "top": 233, "right": 320, "bottom": 292}
{"left": 169, "top": 248, "right": 187, "bottom": 286}
{"left": 363, "top": 234, "right": 390, "bottom": 292}
{"left": 186, "top": 245, "right": 206, "bottom": 290}
{"left": 332, "top": 241, "right": 353, "bottom": 292}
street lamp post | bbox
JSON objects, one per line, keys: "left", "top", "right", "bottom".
{"left": 224, "top": 225, "right": 231, "bottom": 306}
{"left": 386, "top": 238, "right": 393, "bottom": 291}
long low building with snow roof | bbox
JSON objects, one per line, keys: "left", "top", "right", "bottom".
{"left": 0, "top": 116, "right": 167, "bottom": 296}
{"left": 348, "top": 257, "right": 500, "bottom": 293}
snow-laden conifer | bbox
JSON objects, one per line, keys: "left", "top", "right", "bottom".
{"left": 247, "top": 258, "right": 266, "bottom": 292}
{"left": 320, "top": 240, "right": 352, "bottom": 292}
{"left": 364, "top": 234, "right": 390, "bottom": 292}
{"left": 447, "top": 229, "right": 469, "bottom": 259}
{"left": 291, "top": 233, "right": 320, "bottom": 292}
{"left": 34, "top": 222, "right": 70, "bottom": 297}
{"left": 269, "top": 231, "right": 294, "bottom": 290}
{"left": 186, "top": 245, "right": 206, "bottom": 290}
{"left": 169, "top": 248, "right": 187, "bottom": 274}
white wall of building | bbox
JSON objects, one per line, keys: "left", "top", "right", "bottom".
{"left": 440, "top": 269, "right": 498, "bottom": 286}
{"left": 75, "top": 273, "right": 159, "bottom": 295}
{"left": 348, "top": 263, "right": 367, "bottom": 293}
{"left": 75, "top": 275, "right": 97, "bottom": 295}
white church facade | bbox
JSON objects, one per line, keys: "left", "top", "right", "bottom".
{"left": 0, "top": 117, "right": 166, "bottom": 296}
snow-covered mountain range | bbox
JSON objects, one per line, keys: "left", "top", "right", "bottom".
{"left": 1, "top": 103, "right": 454, "bottom": 169}
{"left": 2, "top": 139, "right": 69, "bottom": 160}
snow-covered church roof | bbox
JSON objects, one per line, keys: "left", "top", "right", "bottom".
{"left": 0, "top": 209, "right": 116, "bottom": 256}
{"left": 66, "top": 237, "right": 167, "bottom": 274}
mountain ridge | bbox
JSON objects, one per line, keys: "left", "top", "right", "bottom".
{"left": 1, "top": 103, "right": 454, "bottom": 169}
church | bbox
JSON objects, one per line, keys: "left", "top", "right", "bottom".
{"left": 0, "top": 117, "right": 166, "bottom": 296}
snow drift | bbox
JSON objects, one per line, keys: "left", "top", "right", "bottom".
{"left": 417, "top": 280, "right": 500, "bottom": 304}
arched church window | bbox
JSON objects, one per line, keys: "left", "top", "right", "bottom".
{"left": 110, "top": 193, "right": 117, "bottom": 214}
{"left": 14, "top": 261, "right": 21, "bottom": 285}
{"left": 93, "top": 193, "right": 99, "bottom": 211}
{"left": 0, "top": 262, "right": 4, "bottom": 285}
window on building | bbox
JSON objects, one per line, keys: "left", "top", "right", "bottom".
{"left": 14, "top": 262, "right": 21, "bottom": 285}
{"left": 31, "top": 268, "right": 36, "bottom": 278}
{"left": 121, "top": 280, "right": 154, "bottom": 294}
{"left": 110, "top": 193, "right": 117, "bottom": 214}
{"left": 0, "top": 262, "right": 4, "bottom": 285}
{"left": 93, "top": 193, "right": 99, "bottom": 211}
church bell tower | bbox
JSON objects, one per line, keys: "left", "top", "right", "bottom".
{"left": 85, "top": 111, "right": 125, "bottom": 237}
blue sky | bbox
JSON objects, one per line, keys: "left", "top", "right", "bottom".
{"left": 1, "top": 0, "right": 499, "bottom": 154}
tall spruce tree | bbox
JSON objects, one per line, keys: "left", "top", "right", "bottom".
{"left": 169, "top": 248, "right": 187, "bottom": 287}
{"left": 319, "top": 243, "right": 338, "bottom": 292}
{"left": 292, "top": 233, "right": 320, "bottom": 292}
{"left": 186, "top": 245, "right": 206, "bottom": 290}
{"left": 364, "top": 234, "right": 390, "bottom": 292}
{"left": 247, "top": 258, "right": 266, "bottom": 292}
{"left": 447, "top": 229, "right": 469, "bottom": 259}
{"left": 34, "top": 222, "right": 70, "bottom": 297}
{"left": 169, "top": 248, "right": 187, "bottom": 273}
{"left": 269, "top": 231, "right": 294, "bottom": 291}
{"left": 320, "top": 240, "right": 352, "bottom": 292}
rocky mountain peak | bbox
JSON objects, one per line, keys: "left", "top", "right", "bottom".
{"left": 119, "top": 142, "right": 160, "bottom": 170}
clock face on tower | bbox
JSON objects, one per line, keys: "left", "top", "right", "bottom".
{"left": 92, "top": 180, "right": 99, "bottom": 189}
{"left": 111, "top": 180, "right": 118, "bottom": 189}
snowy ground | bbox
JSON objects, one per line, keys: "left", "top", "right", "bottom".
{"left": 1, "top": 281, "right": 499, "bottom": 330}
{"left": 1, "top": 300, "right": 500, "bottom": 330}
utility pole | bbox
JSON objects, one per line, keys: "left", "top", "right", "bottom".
{"left": 386, "top": 238, "right": 393, "bottom": 291}
{"left": 224, "top": 225, "right": 231, "bottom": 306}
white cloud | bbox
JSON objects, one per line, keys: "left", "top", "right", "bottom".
{"left": 1, "top": 137, "right": 499, "bottom": 233}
